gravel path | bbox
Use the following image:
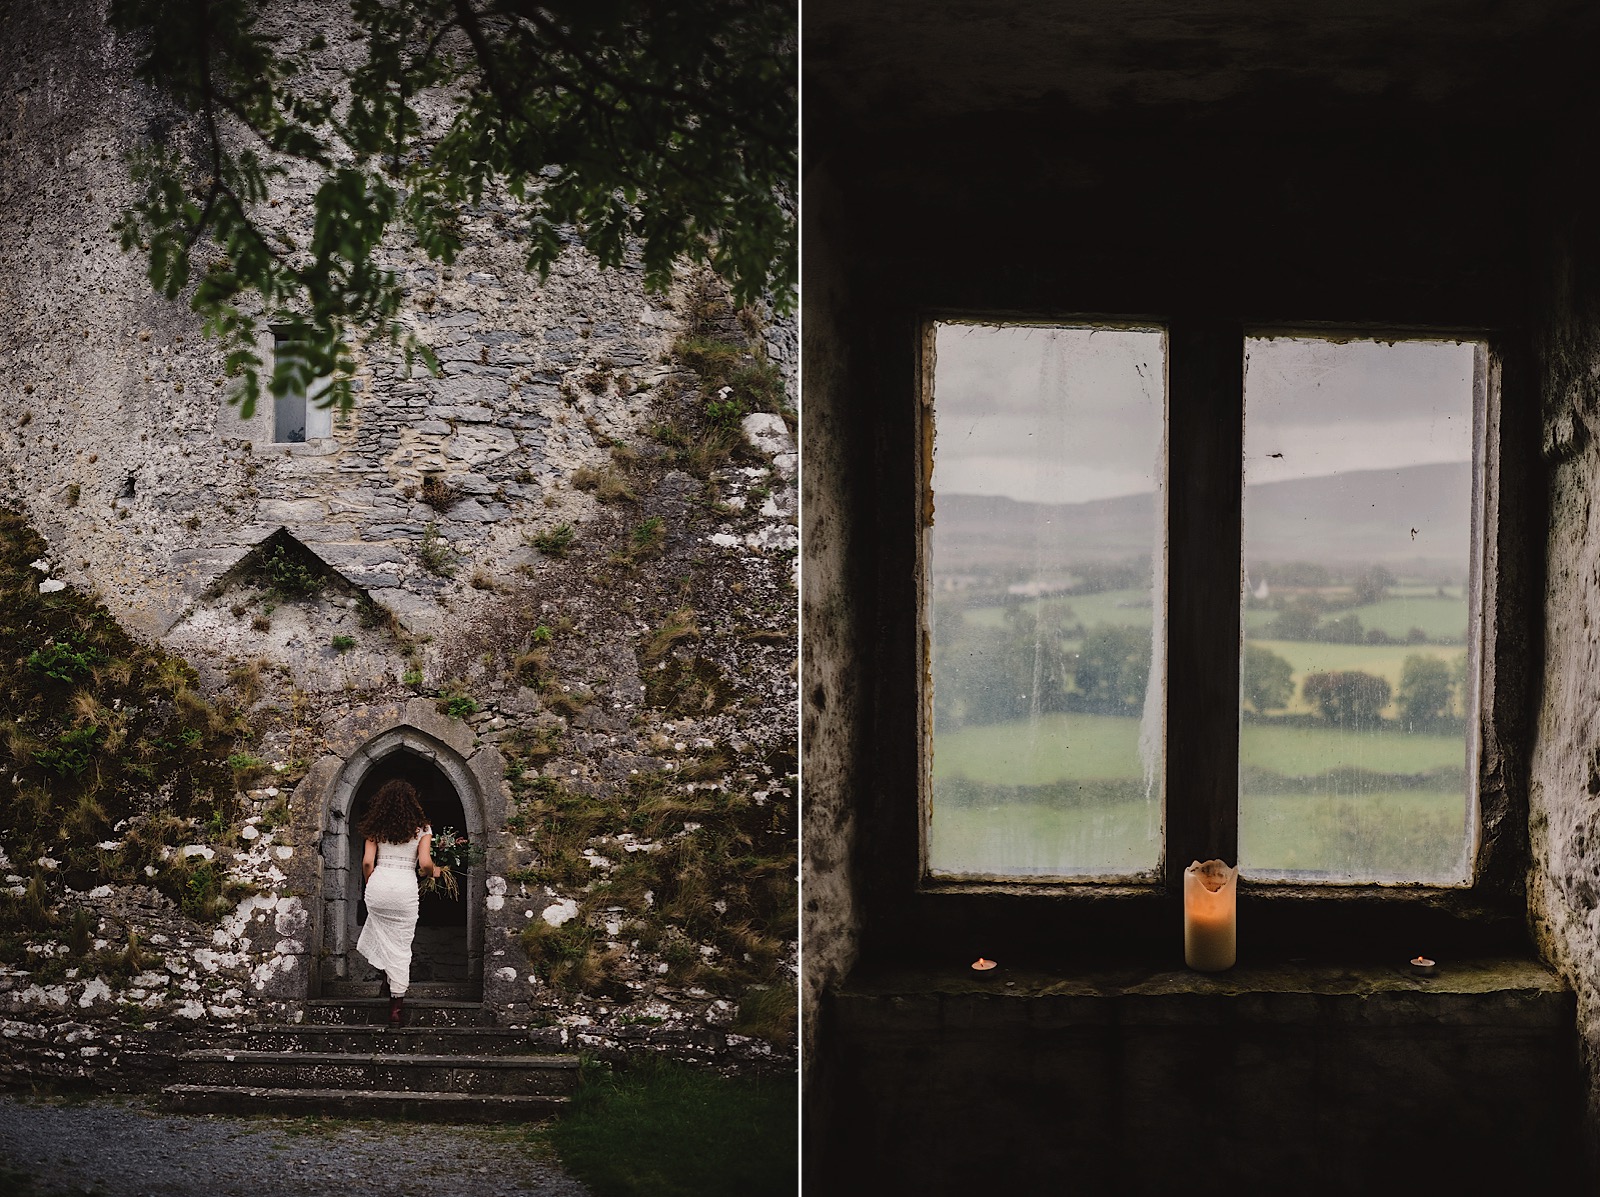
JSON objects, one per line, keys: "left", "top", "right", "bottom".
{"left": 0, "top": 1094, "right": 593, "bottom": 1197}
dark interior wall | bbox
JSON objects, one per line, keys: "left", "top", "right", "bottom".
{"left": 822, "top": 122, "right": 1527, "bottom": 324}
{"left": 798, "top": 159, "right": 867, "bottom": 1123}
{"left": 800, "top": 23, "right": 1593, "bottom": 1185}
{"left": 1528, "top": 144, "right": 1600, "bottom": 1161}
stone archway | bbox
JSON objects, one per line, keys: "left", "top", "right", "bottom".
{"left": 347, "top": 752, "right": 472, "bottom": 985}
{"left": 316, "top": 722, "right": 490, "bottom": 996}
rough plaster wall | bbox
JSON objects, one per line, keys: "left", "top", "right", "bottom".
{"left": 0, "top": 0, "right": 236, "bottom": 637}
{"left": 799, "top": 163, "right": 862, "bottom": 1076}
{"left": 1529, "top": 199, "right": 1600, "bottom": 1156}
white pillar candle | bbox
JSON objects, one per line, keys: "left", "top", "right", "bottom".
{"left": 1183, "top": 859, "right": 1238, "bottom": 972}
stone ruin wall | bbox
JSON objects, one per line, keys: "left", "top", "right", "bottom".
{"left": 0, "top": 0, "right": 798, "bottom": 1079}
{"left": 1528, "top": 198, "right": 1600, "bottom": 1149}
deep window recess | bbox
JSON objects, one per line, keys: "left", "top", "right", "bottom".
{"left": 922, "top": 322, "right": 1487, "bottom": 890}
{"left": 272, "top": 333, "right": 333, "bottom": 444}
{"left": 1239, "top": 335, "right": 1484, "bottom": 885}
{"left": 924, "top": 322, "right": 1167, "bottom": 882}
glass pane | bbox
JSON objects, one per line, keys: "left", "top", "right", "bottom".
{"left": 305, "top": 375, "right": 333, "bottom": 439}
{"left": 926, "top": 323, "right": 1165, "bottom": 880}
{"left": 273, "top": 336, "right": 331, "bottom": 442}
{"left": 274, "top": 391, "right": 308, "bottom": 443}
{"left": 1239, "top": 336, "right": 1481, "bottom": 883}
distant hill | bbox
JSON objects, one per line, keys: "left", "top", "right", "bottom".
{"left": 932, "top": 462, "right": 1473, "bottom": 576}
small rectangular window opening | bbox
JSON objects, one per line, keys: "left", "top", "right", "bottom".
{"left": 923, "top": 321, "right": 1168, "bottom": 882}
{"left": 1239, "top": 334, "right": 1485, "bottom": 885}
{"left": 272, "top": 333, "right": 333, "bottom": 444}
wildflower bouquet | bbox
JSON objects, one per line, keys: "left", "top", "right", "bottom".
{"left": 419, "top": 826, "right": 479, "bottom": 900}
{"left": 430, "top": 826, "right": 480, "bottom": 872}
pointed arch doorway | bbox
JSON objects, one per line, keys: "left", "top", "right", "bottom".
{"left": 318, "top": 725, "right": 487, "bottom": 999}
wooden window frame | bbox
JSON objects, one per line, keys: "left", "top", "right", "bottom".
{"left": 896, "top": 313, "right": 1530, "bottom": 967}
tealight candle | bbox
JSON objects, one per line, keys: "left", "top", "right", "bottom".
{"left": 1183, "top": 860, "right": 1238, "bottom": 972}
{"left": 1409, "top": 956, "right": 1437, "bottom": 977}
{"left": 971, "top": 957, "right": 997, "bottom": 976}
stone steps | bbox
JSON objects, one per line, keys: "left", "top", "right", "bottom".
{"left": 304, "top": 997, "right": 496, "bottom": 1026}
{"left": 319, "top": 980, "right": 478, "bottom": 1000}
{"left": 175, "top": 1049, "right": 579, "bottom": 1096}
{"left": 232, "top": 1024, "right": 535, "bottom": 1055}
{"left": 157, "top": 999, "right": 580, "bottom": 1123}
{"left": 161, "top": 1084, "right": 570, "bottom": 1122}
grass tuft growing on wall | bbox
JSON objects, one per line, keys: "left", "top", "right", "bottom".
{"left": 0, "top": 508, "right": 245, "bottom": 926}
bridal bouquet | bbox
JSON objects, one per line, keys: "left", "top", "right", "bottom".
{"left": 430, "top": 826, "right": 480, "bottom": 872}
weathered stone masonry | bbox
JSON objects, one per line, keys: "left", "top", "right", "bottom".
{"left": 0, "top": 0, "right": 797, "bottom": 1079}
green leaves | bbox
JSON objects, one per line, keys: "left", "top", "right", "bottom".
{"left": 111, "top": 0, "right": 795, "bottom": 416}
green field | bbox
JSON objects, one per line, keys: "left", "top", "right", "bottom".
{"left": 933, "top": 712, "right": 1150, "bottom": 785}
{"left": 928, "top": 795, "right": 1160, "bottom": 878}
{"left": 969, "top": 585, "right": 1461, "bottom": 643}
{"left": 934, "top": 712, "right": 1462, "bottom": 786}
{"left": 929, "top": 788, "right": 1467, "bottom": 882}
{"left": 934, "top": 790, "right": 1465, "bottom": 883}
{"left": 963, "top": 587, "right": 1152, "bottom": 631}
{"left": 930, "top": 711, "right": 1469, "bottom": 880}
{"left": 1243, "top": 593, "right": 1467, "bottom": 642}
{"left": 1240, "top": 790, "right": 1469, "bottom": 880}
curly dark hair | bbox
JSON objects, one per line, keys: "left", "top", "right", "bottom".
{"left": 357, "top": 779, "right": 428, "bottom": 844}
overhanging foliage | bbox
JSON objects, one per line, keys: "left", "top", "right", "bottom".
{"left": 109, "top": 0, "right": 796, "bottom": 416}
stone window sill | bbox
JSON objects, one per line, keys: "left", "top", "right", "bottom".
{"left": 835, "top": 954, "right": 1570, "bottom": 1022}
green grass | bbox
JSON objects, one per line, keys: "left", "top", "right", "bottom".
{"left": 930, "top": 788, "right": 1467, "bottom": 881}
{"left": 930, "top": 711, "right": 1467, "bottom": 879}
{"left": 549, "top": 1056, "right": 796, "bottom": 1197}
{"left": 1246, "top": 594, "right": 1468, "bottom": 643}
{"left": 935, "top": 711, "right": 1462, "bottom": 786}
{"left": 934, "top": 712, "right": 1150, "bottom": 785}
{"left": 0, "top": 1165, "right": 42, "bottom": 1197}
{"left": 1341, "top": 595, "right": 1468, "bottom": 641}
{"left": 971, "top": 586, "right": 1461, "bottom": 643}
{"left": 929, "top": 783, "right": 1467, "bottom": 881}
{"left": 964, "top": 587, "right": 1152, "bottom": 631}
{"left": 1242, "top": 720, "right": 1464, "bottom": 775}
{"left": 1240, "top": 789, "right": 1469, "bottom": 880}
{"left": 929, "top": 793, "right": 1159, "bottom": 878}
{"left": 0, "top": 506, "right": 243, "bottom": 912}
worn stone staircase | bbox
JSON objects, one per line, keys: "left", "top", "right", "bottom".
{"left": 160, "top": 991, "right": 580, "bottom": 1122}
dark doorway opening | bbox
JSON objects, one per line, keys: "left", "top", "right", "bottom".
{"left": 348, "top": 752, "right": 470, "bottom": 985}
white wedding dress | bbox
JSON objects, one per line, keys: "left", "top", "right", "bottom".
{"left": 356, "top": 827, "right": 429, "bottom": 997}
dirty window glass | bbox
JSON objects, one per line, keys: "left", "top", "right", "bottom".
{"left": 926, "top": 323, "right": 1166, "bottom": 880}
{"left": 1239, "top": 336, "right": 1482, "bottom": 883}
{"left": 272, "top": 335, "right": 332, "bottom": 443}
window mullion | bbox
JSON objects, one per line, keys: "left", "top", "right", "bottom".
{"left": 1164, "top": 319, "right": 1243, "bottom": 888}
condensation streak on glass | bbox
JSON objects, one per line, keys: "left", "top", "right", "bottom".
{"left": 925, "top": 323, "right": 1166, "bottom": 880}
{"left": 1238, "top": 336, "right": 1483, "bottom": 884}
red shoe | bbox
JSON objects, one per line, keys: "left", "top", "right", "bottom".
{"left": 388, "top": 996, "right": 404, "bottom": 1027}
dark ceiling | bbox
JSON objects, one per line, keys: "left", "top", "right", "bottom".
{"left": 804, "top": 0, "right": 1600, "bottom": 134}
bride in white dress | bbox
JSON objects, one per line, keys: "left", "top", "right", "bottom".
{"left": 355, "top": 779, "right": 442, "bottom": 1025}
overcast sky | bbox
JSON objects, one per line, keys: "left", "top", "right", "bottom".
{"left": 932, "top": 324, "right": 1477, "bottom": 505}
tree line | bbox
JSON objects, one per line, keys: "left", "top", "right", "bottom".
{"left": 932, "top": 608, "right": 1151, "bottom": 730}
{"left": 934, "top": 604, "right": 1467, "bottom": 732}
{"left": 1244, "top": 644, "right": 1467, "bottom": 730}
